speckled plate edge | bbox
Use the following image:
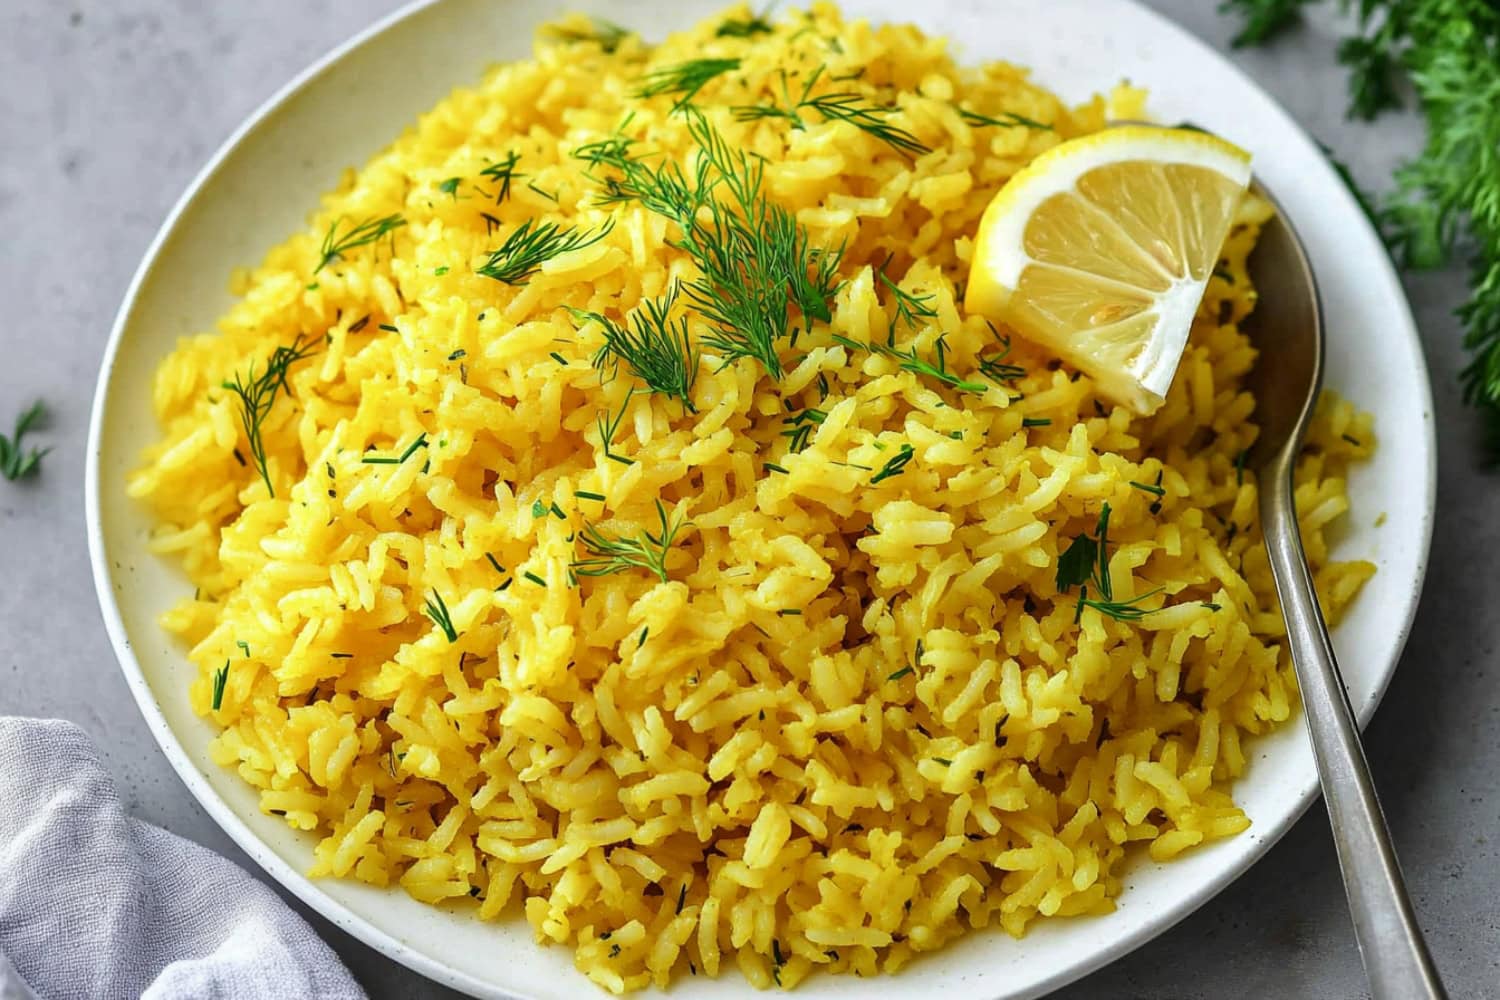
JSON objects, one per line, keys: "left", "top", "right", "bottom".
{"left": 85, "top": 2, "right": 1437, "bottom": 998}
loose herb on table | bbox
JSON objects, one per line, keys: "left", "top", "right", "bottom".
{"left": 0, "top": 401, "right": 48, "bottom": 481}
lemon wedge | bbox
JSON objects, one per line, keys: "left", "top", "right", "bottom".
{"left": 965, "top": 125, "right": 1252, "bottom": 413}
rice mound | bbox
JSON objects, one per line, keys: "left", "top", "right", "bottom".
{"left": 129, "top": 3, "right": 1376, "bottom": 992}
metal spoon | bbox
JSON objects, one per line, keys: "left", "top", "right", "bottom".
{"left": 1242, "top": 187, "right": 1447, "bottom": 999}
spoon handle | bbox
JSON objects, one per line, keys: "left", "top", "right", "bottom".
{"left": 1261, "top": 472, "right": 1447, "bottom": 1000}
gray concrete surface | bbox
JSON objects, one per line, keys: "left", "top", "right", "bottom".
{"left": 0, "top": 1, "right": 1494, "bottom": 997}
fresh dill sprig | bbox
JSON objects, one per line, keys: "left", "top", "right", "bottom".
{"left": 596, "top": 390, "right": 636, "bottom": 466}
{"left": 578, "top": 288, "right": 699, "bottom": 411}
{"left": 423, "top": 590, "right": 459, "bottom": 643}
{"left": 876, "top": 255, "right": 937, "bottom": 335}
{"left": 0, "top": 402, "right": 48, "bottom": 481}
{"left": 716, "top": 10, "right": 774, "bottom": 37}
{"left": 476, "top": 218, "right": 615, "bottom": 285}
{"left": 1223, "top": 0, "right": 1500, "bottom": 449}
{"left": 478, "top": 151, "right": 524, "bottom": 203}
{"left": 956, "top": 106, "right": 1053, "bottom": 131}
{"left": 780, "top": 407, "right": 827, "bottom": 454}
{"left": 869, "top": 443, "right": 916, "bottom": 484}
{"left": 636, "top": 57, "right": 741, "bottom": 110}
{"left": 978, "top": 325, "right": 1026, "bottom": 383}
{"left": 1219, "top": 0, "right": 1314, "bottom": 48}
{"left": 211, "top": 660, "right": 230, "bottom": 711}
{"left": 733, "top": 65, "right": 930, "bottom": 156}
{"left": 580, "top": 110, "right": 841, "bottom": 378}
{"left": 315, "top": 214, "right": 406, "bottom": 274}
{"left": 833, "top": 332, "right": 988, "bottom": 394}
{"left": 1055, "top": 503, "right": 1160, "bottom": 622}
{"left": 542, "top": 15, "right": 632, "bottom": 53}
{"left": 221, "top": 335, "right": 319, "bottom": 497}
{"left": 572, "top": 499, "right": 690, "bottom": 583}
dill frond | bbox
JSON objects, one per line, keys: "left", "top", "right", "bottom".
{"left": 542, "top": 16, "right": 632, "bottom": 53}
{"left": 956, "top": 106, "right": 1053, "bottom": 131}
{"left": 733, "top": 65, "right": 930, "bottom": 156}
{"left": 572, "top": 499, "right": 690, "bottom": 583}
{"left": 478, "top": 151, "right": 524, "bottom": 203}
{"left": 315, "top": 214, "right": 406, "bottom": 274}
{"left": 0, "top": 402, "right": 48, "bottom": 481}
{"left": 869, "top": 443, "right": 915, "bottom": 484}
{"left": 221, "top": 335, "right": 319, "bottom": 497}
{"left": 476, "top": 218, "right": 615, "bottom": 285}
{"left": 636, "top": 57, "right": 741, "bottom": 110}
{"left": 423, "top": 590, "right": 459, "bottom": 643}
{"left": 579, "top": 286, "right": 700, "bottom": 411}
{"left": 717, "top": 14, "right": 774, "bottom": 37}
{"left": 876, "top": 255, "right": 937, "bottom": 335}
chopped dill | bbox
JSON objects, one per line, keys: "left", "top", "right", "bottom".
{"left": 485, "top": 553, "right": 505, "bottom": 574}
{"left": 438, "top": 177, "right": 461, "bottom": 199}
{"left": 523, "top": 570, "right": 546, "bottom": 587}
{"left": 576, "top": 490, "right": 607, "bottom": 502}
{"left": 870, "top": 443, "right": 915, "bottom": 484}
{"left": 221, "top": 335, "right": 318, "bottom": 497}
{"left": 1022, "top": 417, "right": 1052, "bottom": 427}
{"left": 1057, "top": 503, "right": 1162, "bottom": 622}
{"left": 448, "top": 349, "right": 466, "bottom": 361}
{"left": 1129, "top": 480, "right": 1166, "bottom": 497}
{"left": 716, "top": 10, "right": 773, "bottom": 36}
{"left": 764, "top": 461, "right": 789, "bottom": 474}
{"left": 636, "top": 57, "right": 741, "bottom": 111}
{"left": 676, "top": 883, "right": 688, "bottom": 914}
{"left": 423, "top": 590, "right": 459, "bottom": 643}
{"left": 1235, "top": 448, "right": 1249, "bottom": 486}
{"left": 0, "top": 401, "right": 49, "bottom": 482}
{"left": 315, "top": 214, "right": 406, "bottom": 274}
{"left": 525, "top": 179, "right": 558, "bottom": 203}
{"left": 780, "top": 407, "right": 827, "bottom": 453}
{"left": 478, "top": 151, "right": 524, "bottom": 203}
{"left": 886, "top": 665, "right": 914, "bottom": 681}
{"left": 532, "top": 499, "right": 548, "bottom": 518}
{"left": 236, "top": 640, "right": 250, "bottom": 658}
{"left": 777, "top": 608, "right": 802, "bottom": 616}
{"left": 434, "top": 266, "right": 449, "bottom": 276}
{"left": 876, "top": 254, "right": 937, "bottom": 334}
{"left": 360, "top": 432, "right": 428, "bottom": 466}
{"left": 550, "top": 351, "right": 568, "bottom": 366}
{"left": 596, "top": 391, "right": 636, "bottom": 466}
{"left": 211, "top": 660, "right": 230, "bottom": 711}
{"left": 956, "top": 106, "right": 1053, "bottom": 131}
{"left": 734, "top": 64, "right": 930, "bottom": 156}
{"left": 476, "top": 218, "right": 614, "bottom": 285}
{"left": 933, "top": 757, "right": 953, "bottom": 766}
{"left": 542, "top": 15, "right": 631, "bottom": 52}
{"left": 572, "top": 499, "right": 689, "bottom": 583}
{"left": 579, "top": 287, "right": 699, "bottom": 411}
{"left": 978, "top": 325, "right": 1026, "bottom": 382}
{"left": 833, "top": 332, "right": 988, "bottom": 394}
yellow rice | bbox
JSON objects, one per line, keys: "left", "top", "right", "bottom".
{"left": 129, "top": 4, "right": 1376, "bottom": 992}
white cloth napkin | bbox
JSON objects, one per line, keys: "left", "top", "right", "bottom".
{"left": 0, "top": 718, "right": 367, "bottom": 1000}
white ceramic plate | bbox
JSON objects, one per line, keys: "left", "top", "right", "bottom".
{"left": 87, "top": 1, "right": 1436, "bottom": 997}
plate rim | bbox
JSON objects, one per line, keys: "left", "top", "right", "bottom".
{"left": 85, "top": 1, "right": 1438, "bottom": 997}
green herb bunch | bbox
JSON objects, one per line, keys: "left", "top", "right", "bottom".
{"left": 1222, "top": 0, "right": 1500, "bottom": 448}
